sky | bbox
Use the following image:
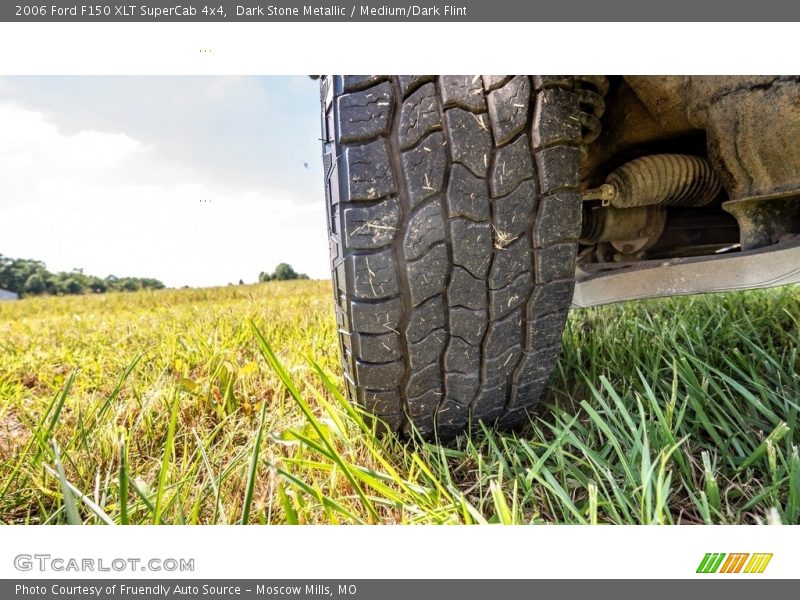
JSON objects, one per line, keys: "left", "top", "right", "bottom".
{"left": 0, "top": 76, "right": 329, "bottom": 288}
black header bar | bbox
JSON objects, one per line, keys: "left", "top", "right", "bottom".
{"left": 4, "top": 0, "right": 800, "bottom": 22}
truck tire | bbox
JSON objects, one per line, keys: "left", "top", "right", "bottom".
{"left": 320, "top": 75, "right": 583, "bottom": 440}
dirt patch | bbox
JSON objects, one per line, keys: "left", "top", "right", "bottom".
{"left": 0, "top": 411, "right": 28, "bottom": 461}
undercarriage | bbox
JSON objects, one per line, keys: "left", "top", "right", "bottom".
{"left": 574, "top": 76, "right": 800, "bottom": 306}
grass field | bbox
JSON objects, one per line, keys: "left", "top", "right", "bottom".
{"left": 0, "top": 280, "right": 798, "bottom": 524}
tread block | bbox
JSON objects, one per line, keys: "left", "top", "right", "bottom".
{"left": 405, "top": 295, "right": 445, "bottom": 344}
{"left": 493, "top": 179, "right": 537, "bottom": 238}
{"left": 447, "top": 266, "right": 487, "bottom": 311}
{"left": 330, "top": 235, "right": 342, "bottom": 269}
{"left": 372, "top": 412, "right": 404, "bottom": 434}
{"left": 444, "top": 373, "right": 479, "bottom": 405}
{"left": 532, "top": 76, "right": 573, "bottom": 91}
{"left": 510, "top": 378, "right": 549, "bottom": 409}
{"left": 349, "top": 296, "right": 403, "bottom": 334}
{"left": 443, "top": 108, "right": 492, "bottom": 178}
{"left": 399, "top": 75, "right": 435, "bottom": 97}
{"left": 535, "top": 243, "right": 577, "bottom": 283}
{"left": 334, "top": 260, "right": 347, "bottom": 292}
{"left": 445, "top": 164, "right": 491, "bottom": 221}
{"left": 489, "top": 235, "right": 532, "bottom": 290}
{"left": 408, "top": 327, "right": 447, "bottom": 370}
{"left": 535, "top": 145, "right": 581, "bottom": 194}
{"left": 513, "top": 345, "right": 562, "bottom": 387}
{"left": 406, "top": 413, "right": 436, "bottom": 439}
{"left": 337, "top": 81, "right": 393, "bottom": 143}
{"left": 484, "top": 346, "right": 523, "bottom": 388}
{"left": 436, "top": 399, "right": 470, "bottom": 435}
{"left": 406, "top": 242, "right": 449, "bottom": 306}
{"left": 495, "top": 405, "right": 534, "bottom": 429}
{"left": 526, "top": 310, "right": 569, "bottom": 348}
{"left": 340, "top": 345, "right": 355, "bottom": 381}
{"left": 527, "top": 280, "right": 575, "bottom": 318}
{"left": 483, "top": 308, "right": 523, "bottom": 359}
{"left": 342, "top": 197, "right": 400, "bottom": 249}
{"left": 490, "top": 134, "right": 534, "bottom": 197}
{"left": 327, "top": 179, "right": 342, "bottom": 235}
{"left": 487, "top": 75, "right": 531, "bottom": 146}
{"left": 406, "top": 389, "right": 441, "bottom": 419}
{"left": 407, "top": 362, "right": 443, "bottom": 398}
{"left": 473, "top": 407, "right": 506, "bottom": 424}
{"left": 532, "top": 192, "right": 583, "bottom": 247}
{"left": 482, "top": 75, "right": 512, "bottom": 92}
{"left": 490, "top": 271, "right": 533, "bottom": 320}
{"left": 355, "top": 359, "right": 405, "bottom": 389}
{"left": 439, "top": 75, "right": 486, "bottom": 112}
{"left": 449, "top": 306, "right": 487, "bottom": 345}
{"left": 471, "top": 383, "right": 508, "bottom": 420}
{"left": 346, "top": 248, "right": 400, "bottom": 299}
{"left": 401, "top": 131, "right": 447, "bottom": 208}
{"left": 532, "top": 87, "right": 581, "bottom": 149}
{"left": 345, "top": 139, "right": 396, "bottom": 201}
{"left": 358, "top": 388, "right": 401, "bottom": 415}
{"left": 334, "top": 300, "right": 348, "bottom": 330}
{"left": 343, "top": 76, "right": 388, "bottom": 92}
{"left": 399, "top": 82, "right": 442, "bottom": 150}
{"left": 450, "top": 218, "right": 492, "bottom": 278}
{"left": 444, "top": 335, "right": 480, "bottom": 374}
{"left": 351, "top": 331, "right": 402, "bottom": 362}
{"left": 403, "top": 197, "right": 446, "bottom": 261}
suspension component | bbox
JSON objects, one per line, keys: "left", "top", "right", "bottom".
{"left": 723, "top": 194, "right": 800, "bottom": 251}
{"left": 576, "top": 76, "right": 609, "bottom": 153}
{"left": 581, "top": 205, "right": 667, "bottom": 256}
{"left": 583, "top": 154, "right": 722, "bottom": 209}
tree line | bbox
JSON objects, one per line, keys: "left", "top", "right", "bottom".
{"left": 0, "top": 254, "right": 165, "bottom": 297}
{"left": 1, "top": 253, "right": 310, "bottom": 298}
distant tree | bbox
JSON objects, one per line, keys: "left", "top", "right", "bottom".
{"left": 88, "top": 277, "right": 107, "bottom": 293}
{"left": 23, "top": 272, "right": 46, "bottom": 295}
{"left": 63, "top": 278, "right": 84, "bottom": 295}
{"left": 138, "top": 278, "right": 165, "bottom": 290}
{"left": 44, "top": 274, "right": 61, "bottom": 295}
{"left": 260, "top": 263, "right": 309, "bottom": 282}
{"left": 120, "top": 278, "right": 140, "bottom": 292}
{"left": 273, "top": 263, "right": 298, "bottom": 280}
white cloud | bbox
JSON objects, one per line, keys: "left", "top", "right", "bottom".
{"left": 0, "top": 102, "right": 330, "bottom": 287}
{"left": 0, "top": 103, "right": 146, "bottom": 171}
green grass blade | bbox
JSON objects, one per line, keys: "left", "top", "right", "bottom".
{"left": 119, "top": 436, "right": 129, "bottom": 525}
{"left": 153, "top": 392, "right": 180, "bottom": 524}
{"left": 51, "top": 441, "right": 81, "bottom": 525}
{"left": 739, "top": 422, "right": 790, "bottom": 472}
{"left": 241, "top": 400, "right": 268, "bottom": 524}
{"left": 192, "top": 428, "right": 228, "bottom": 525}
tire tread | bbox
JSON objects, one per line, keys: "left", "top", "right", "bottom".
{"left": 322, "top": 76, "right": 581, "bottom": 439}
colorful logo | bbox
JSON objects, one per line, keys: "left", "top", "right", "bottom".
{"left": 696, "top": 553, "right": 773, "bottom": 574}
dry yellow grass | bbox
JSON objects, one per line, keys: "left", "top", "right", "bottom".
{"left": 1, "top": 281, "right": 798, "bottom": 524}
